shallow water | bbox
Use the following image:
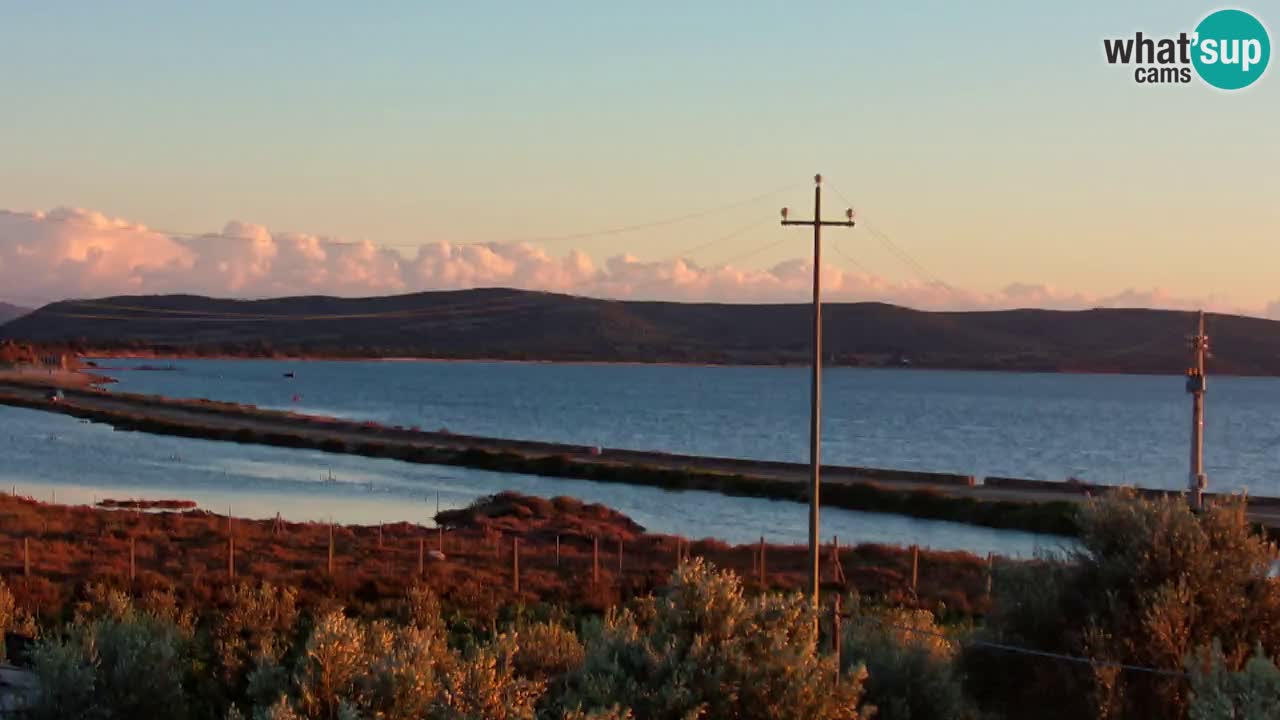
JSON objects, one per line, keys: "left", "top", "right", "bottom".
{"left": 0, "top": 404, "right": 1062, "bottom": 557}
{"left": 97, "top": 359, "right": 1280, "bottom": 494}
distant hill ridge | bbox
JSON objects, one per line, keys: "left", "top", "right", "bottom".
{"left": 4, "top": 288, "right": 1279, "bottom": 375}
{"left": 0, "top": 302, "right": 29, "bottom": 324}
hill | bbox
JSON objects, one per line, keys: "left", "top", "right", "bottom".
{"left": 0, "top": 302, "right": 29, "bottom": 324}
{"left": 3, "top": 288, "right": 1277, "bottom": 374}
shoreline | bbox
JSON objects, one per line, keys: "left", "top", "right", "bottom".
{"left": 78, "top": 351, "right": 1259, "bottom": 378}
{"left": 0, "top": 378, "right": 1085, "bottom": 536}
{"left": 6, "top": 371, "right": 1276, "bottom": 538}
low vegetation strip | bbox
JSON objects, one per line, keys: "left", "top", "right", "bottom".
{"left": 0, "top": 491, "right": 1276, "bottom": 720}
{"left": 0, "top": 490, "right": 993, "bottom": 622}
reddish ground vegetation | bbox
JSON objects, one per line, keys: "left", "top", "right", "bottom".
{"left": 0, "top": 491, "right": 994, "bottom": 625}
{"left": 96, "top": 498, "right": 199, "bottom": 510}
{"left": 436, "top": 492, "right": 646, "bottom": 541}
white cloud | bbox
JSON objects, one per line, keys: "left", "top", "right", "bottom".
{"left": 0, "top": 206, "right": 1269, "bottom": 317}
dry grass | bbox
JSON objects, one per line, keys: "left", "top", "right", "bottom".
{"left": 0, "top": 491, "right": 995, "bottom": 624}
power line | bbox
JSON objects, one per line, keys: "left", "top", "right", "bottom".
{"left": 845, "top": 613, "right": 1189, "bottom": 679}
{"left": 454, "top": 182, "right": 802, "bottom": 249}
{"left": 827, "top": 186, "right": 951, "bottom": 290}
{"left": 831, "top": 236, "right": 876, "bottom": 277}
{"left": 9, "top": 183, "right": 800, "bottom": 252}
{"left": 715, "top": 236, "right": 791, "bottom": 269}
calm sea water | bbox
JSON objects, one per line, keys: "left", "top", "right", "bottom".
{"left": 6, "top": 358, "right": 1267, "bottom": 557}
{"left": 0, "top": 404, "right": 1058, "bottom": 556}
{"left": 99, "top": 359, "right": 1280, "bottom": 494}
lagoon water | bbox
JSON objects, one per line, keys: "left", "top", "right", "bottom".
{"left": 99, "top": 359, "right": 1280, "bottom": 494}
{"left": 6, "top": 358, "right": 1274, "bottom": 557}
{"left": 0, "top": 403, "right": 1060, "bottom": 557}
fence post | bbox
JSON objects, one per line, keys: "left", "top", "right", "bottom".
{"left": 129, "top": 536, "right": 136, "bottom": 584}
{"left": 378, "top": 523, "right": 383, "bottom": 549}
{"left": 512, "top": 537, "right": 520, "bottom": 595}
{"left": 23, "top": 537, "right": 30, "bottom": 578}
{"left": 759, "top": 536, "right": 766, "bottom": 585}
{"left": 911, "top": 545, "right": 919, "bottom": 594}
{"left": 832, "top": 535, "right": 838, "bottom": 583}
{"left": 437, "top": 525, "right": 443, "bottom": 553}
{"left": 229, "top": 534, "right": 236, "bottom": 581}
{"left": 617, "top": 538, "right": 623, "bottom": 574}
{"left": 592, "top": 536, "right": 600, "bottom": 585}
{"left": 418, "top": 536, "right": 425, "bottom": 578}
{"left": 328, "top": 523, "right": 335, "bottom": 577}
{"left": 555, "top": 535, "right": 561, "bottom": 568}
{"left": 832, "top": 535, "right": 846, "bottom": 585}
{"left": 986, "top": 552, "right": 994, "bottom": 601}
{"left": 832, "top": 594, "right": 843, "bottom": 684}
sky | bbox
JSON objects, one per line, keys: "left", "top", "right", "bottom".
{"left": 1, "top": 1, "right": 1277, "bottom": 314}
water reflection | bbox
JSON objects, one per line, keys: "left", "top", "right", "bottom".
{"left": 0, "top": 405, "right": 1065, "bottom": 557}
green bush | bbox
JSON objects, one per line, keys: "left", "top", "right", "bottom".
{"left": 432, "top": 633, "right": 543, "bottom": 720}
{"left": 556, "top": 559, "right": 870, "bottom": 720}
{"left": 841, "top": 604, "right": 975, "bottom": 720}
{"left": 214, "top": 582, "right": 300, "bottom": 701}
{"left": 511, "top": 620, "right": 584, "bottom": 682}
{"left": 962, "top": 492, "right": 1280, "bottom": 720}
{"left": 27, "top": 613, "right": 189, "bottom": 720}
{"left": 1188, "top": 643, "right": 1280, "bottom": 720}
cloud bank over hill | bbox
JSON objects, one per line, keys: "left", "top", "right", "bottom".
{"left": 0, "top": 207, "right": 1257, "bottom": 316}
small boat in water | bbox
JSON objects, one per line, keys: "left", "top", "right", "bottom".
{"left": 283, "top": 371, "right": 295, "bottom": 378}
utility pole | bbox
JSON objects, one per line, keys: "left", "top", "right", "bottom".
{"left": 781, "top": 174, "right": 855, "bottom": 607}
{"left": 1186, "top": 310, "right": 1209, "bottom": 511}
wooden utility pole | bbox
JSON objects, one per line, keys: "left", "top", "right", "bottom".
{"left": 781, "top": 174, "right": 856, "bottom": 607}
{"left": 1186, "top": 310, "right": 1209, "bottom": 511}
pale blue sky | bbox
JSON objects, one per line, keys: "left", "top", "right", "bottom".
{"left": 1, "top": 2, "right": 1276, "bottom": 308}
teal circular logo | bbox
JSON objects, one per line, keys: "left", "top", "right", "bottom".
{"left": 1192, "top": 9, "right": 1270, "bottom": 90}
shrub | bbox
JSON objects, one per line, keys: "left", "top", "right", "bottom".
{"left": 354, "top": 621, "right": 446, "bottom": 720}
{"left": 557, "top": 559, "right": 870, "bottom": 720}
{"left": 27, "top": 613, "right": 189, "bottom": 720}
{"left": 963, "top": 492, "right": 1280, "bottom": 719}
{"left": 295, "top": 610, "right": 366, "bottom": 720}
{"left": 1188, "top": 643, "right": 1280, "bottom": 720}
{"left": 0, "top": 577, "right": 37, "bottom": 660}
{"left": 841, "top": 603, "right": 975, "bottom": 720}
{"left": 432, "top": 633, "right": 544, "bottom": 720}
{"left": 26, "top": 637, "right": 96, "bottom": 720}
{"left": 214, "top": 582, "right": 300, "bottom": 692}
{"left": 511, "top": 620, "right": 584, "bottom": 681}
